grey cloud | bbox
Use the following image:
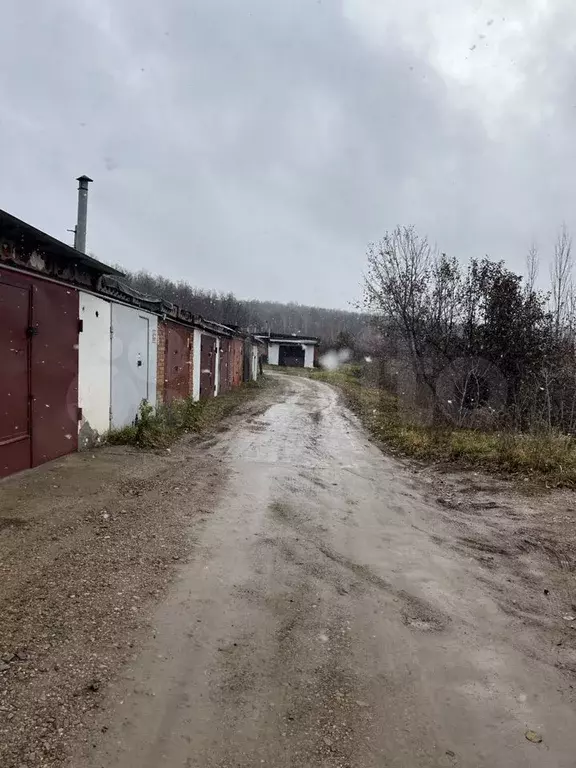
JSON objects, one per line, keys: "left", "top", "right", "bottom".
{"left": 0, "top": 0, "right": 573, "bottom": 307}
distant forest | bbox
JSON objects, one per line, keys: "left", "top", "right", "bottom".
{"left": 120, "top": 269, "right": 372, "bottom": 353}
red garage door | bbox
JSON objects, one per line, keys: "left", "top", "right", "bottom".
{"left": 219, "top": 339, "right": 232, "bottom": 394}
{"left": 164, "top": 323, "right": 192, "bottom": 403}
{"left": 0, "top": 270, "right": 79, "bottom": 479}
{"left": 232, "top": 339, "right": 244, "bottom": 387}
{"left": 200, "top": 335, "right": 216, "bottom": 399}
{"left": 30, "top": 280, "right": 79, "bottom": 467}
{"left": 0, "top": 277, "right": 31, "bottom": 477}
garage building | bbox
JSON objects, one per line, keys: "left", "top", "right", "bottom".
{"left": 255, "top": 332, "right": 319, "bottom": 369}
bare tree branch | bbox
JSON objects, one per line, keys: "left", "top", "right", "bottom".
{"left": 526, "top": 241, "right": 539, "bottom": 293}
{"left": 551, "top": 223, "right": 573, "bottom": 338}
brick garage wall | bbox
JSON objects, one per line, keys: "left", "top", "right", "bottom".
{"left": 156, "top": 320, "right": 167, "bottom": 405}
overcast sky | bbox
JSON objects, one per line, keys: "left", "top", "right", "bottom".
{"left": 1, "top": 0, "right": 575, "bottom": 309}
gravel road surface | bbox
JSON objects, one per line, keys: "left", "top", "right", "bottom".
{"left": 76, "top": 374, "right": 576, "bottom": 768}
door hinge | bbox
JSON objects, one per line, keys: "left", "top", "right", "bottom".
{"left": 77, "top": 406, "right": 83, "bottom": 422}
{"left": 78, "top": 319, "right": 84, "bottom": 333}
{"left": 26, "top": 326, "right": 38, "bottom": 338}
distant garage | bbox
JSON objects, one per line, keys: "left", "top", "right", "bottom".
{"left": 255, "top": 333, "right": 319, "bottom": 369}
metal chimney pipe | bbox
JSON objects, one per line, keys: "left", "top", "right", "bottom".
{"left": 74, "top": 175, "right": 93, "bottom": 253}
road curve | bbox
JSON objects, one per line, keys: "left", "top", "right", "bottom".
{"left": 79, "top": 374, "right": 576, "bottom": 768}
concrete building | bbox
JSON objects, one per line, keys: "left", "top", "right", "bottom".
{"left": 255, "top": 332, "right": 319, "bottom": 369}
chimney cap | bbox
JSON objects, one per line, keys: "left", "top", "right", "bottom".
{"left": 76, "top": 174, "right": 93, "bottom": 183}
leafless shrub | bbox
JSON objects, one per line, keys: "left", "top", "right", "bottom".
{"left": 364, "top": 224, "right": 576, "bottom": 436}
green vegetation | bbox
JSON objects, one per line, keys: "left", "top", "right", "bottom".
{"left": 107, "top": 379, "right": 270, "bottom": 449}
{"left": 294, "top": 365, "right": 576, "bottom": 487}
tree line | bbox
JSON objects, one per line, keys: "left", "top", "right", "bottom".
{"left": 363, "top": 225, "right": 576, "bottom": 433}
{"left": 120, "top": 269, "right": 370, "bottom": 354}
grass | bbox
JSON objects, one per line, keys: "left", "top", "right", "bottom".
{"left": 281, "top": 364, "right": 576, "bottom": 487}
{"left": 107, "top": 378, "right": 271, "bottom": 449}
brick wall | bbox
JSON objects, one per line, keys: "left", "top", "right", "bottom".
{"left": 156, "top": 320, "right": 166, "bottom": 405}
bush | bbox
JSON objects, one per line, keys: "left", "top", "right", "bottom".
{"left": 106, "top": 380, "right": 269, "bottom": 449}
{"left": 312, "top": 364, "right": 576, "bottom": 487}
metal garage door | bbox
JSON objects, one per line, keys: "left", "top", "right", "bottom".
{"left": 200, "top": 335, "right": 216, "bottom": 399}
{"left": 164, "top": 323, "right": 192, "bottom": 403}
{"left": 0, "top": 277, "right": 31, "bottom": 477}
{"left": 232, "top": 339, "right": 244, "bottom": 386}
{"left": 0, "top": 271, "right": 79, "bottom": 478}
{"left": 30, "top": 281, "right": 79, "bottom": 466}
{"left": 111, "top": 303, "right": 158, "bottom": 428}
{"left": 219, "top": 338, "right": 232, "bottom": 394}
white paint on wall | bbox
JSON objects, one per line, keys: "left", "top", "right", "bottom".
{"left": 110, "top": 303, "right": 158, "bottom": 428}
{"left": 266, "top": 341, "right": 316, "bottom": 368}
{"left": 78, "top": 293, "right": 111, "bottom": 447}
{"left": 251, "top": 345, "right": 259, "bottom": 381}
{"left": 268, "top": 342, "right": 280, "bottom": 366}
{"left": 192, "top": 328, "right": 202, "bottom": 401}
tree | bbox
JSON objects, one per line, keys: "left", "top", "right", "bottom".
{"left": 526, "top": 241, "right": 539, "bottom": 294}
{"left": 364, "top": 226, "right": 433, "bottom": 386}
{"left": 550, "top": 224, "right": 572, "bottom": 338}
{"left": 363, "top": 227, "right": 553, "bottom": 428}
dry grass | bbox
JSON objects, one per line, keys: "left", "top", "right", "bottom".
{"left": 107, "top": 379, "right": 271, "bottom": 449}
{"left": 287, "top": 365, "right": 576, "bottom": 487}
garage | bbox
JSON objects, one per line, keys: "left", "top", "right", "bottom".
{"left": 0, "top": 206, "right": 124, "bottom": 478}
{"left": 200, "top": 334, "right": 217, "bottom": 399}
{"left": 110, "top": 303, "right": 158, "bottom": 429}
{"left": 254, "top": 332, "right": 319, "bottom": 369}
{"left": 163, "top": 322, "right": 193, "bottom": 404}
{"left": 0, "top": 270, "right": 79, "bottom": 478}
{"left": 219, "top": 338, "right": 232, "bottom": 394}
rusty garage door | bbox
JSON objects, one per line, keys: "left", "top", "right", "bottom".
{"left": 232, "top": 339, "right": 244, "bottom": 387}
{"left": 0, "top": 270, "right": 79, "bottom": 478}
{"left": 164, "top": 323, "right": 192, "bottom": 403}
{"left": 200, "top": 334, "right": 216, "bottom": 399}
{"left": 31, "top": 280, "right": 79, "bottom": 466}
{"left": 218, "top": 338, "right": 232, "bottom": 394}
{"left": 0, "top": 275, "right": 31, "bottom": 477}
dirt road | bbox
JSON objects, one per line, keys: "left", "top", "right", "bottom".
{"left": 75, "top": 374, "right": 575, "bottom": 767}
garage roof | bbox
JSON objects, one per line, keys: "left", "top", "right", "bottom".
{"left": 0, "top": 208, "right": 124, "bottom": 276}
{"left": 255, "top": 332, "right": 319, "bottom": 345}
